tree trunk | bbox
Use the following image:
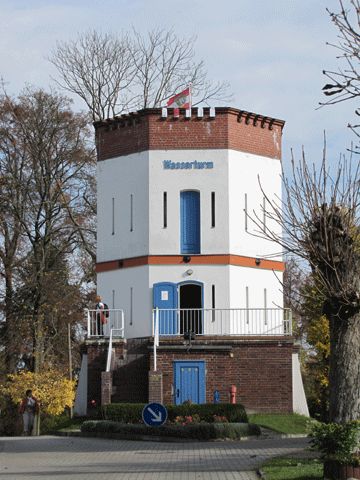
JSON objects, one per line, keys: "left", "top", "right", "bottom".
{"left": 329, "top": 312, "right": 360, "bottom": 423}
{"left": 4, "top": 268, "right": 18, "bottom": 373}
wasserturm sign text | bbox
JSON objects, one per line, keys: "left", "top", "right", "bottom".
{"left": 163, "top": 160, "right": 213, "bottom": 170}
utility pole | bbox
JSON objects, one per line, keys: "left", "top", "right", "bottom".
{"left": 68, "top": 323, "right": 73, "bottom": 418}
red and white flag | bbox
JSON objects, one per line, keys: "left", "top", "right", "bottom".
{"left": 167, "top": 87, "right": 191, "bottom": 114}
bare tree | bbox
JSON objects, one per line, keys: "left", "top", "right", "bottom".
{"left": 0, "top": 96, "right": 28, "bottom": 372}
{"left": 50, "top": 31, "right": 135, "bottom": 122}
{"left": 130, "top": 28, "right": 231, "bottom": 110}
{"left": 50, "top": 28, "right": 232, "bottom": 122}
{"left": 0, "top": 88, "right": 95, "bottom": 372}
{"left": 251, "top": 150, "right": 360, "bottom": 423}
{"left": 321, "top": 0, "right": 360, "bottom": 135}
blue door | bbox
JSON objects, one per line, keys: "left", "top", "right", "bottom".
{"left": 153, "top": 282, "right": 178, "bottom": 334}
{"left": 174, "top": 361, "right": 206, "bottom": 405}
{"left": 180, "top": 191, "right": 200, "bottom": 254}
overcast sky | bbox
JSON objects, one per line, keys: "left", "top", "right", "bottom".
{"left": 0, "top": 0, "right": 357, "bottom": 169}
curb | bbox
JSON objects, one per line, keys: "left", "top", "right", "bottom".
{"left": 56, "top": 431, "right": 205, "bottom": 442}
{"left": 55, "top": 430, "right": 308, "bottom": 443}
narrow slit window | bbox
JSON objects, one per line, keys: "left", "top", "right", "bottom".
{"left": 112, "top": 289, "right": 115, "bottom": 309}
{"left": 244, "top": 193, "right": 248, "bottom": 231}
{"left": 111, "top": 197, "right": 115, "bottom": 235}
{"left": 130, "top": 194, "right": 133, "bottom": 232}
{"left": 130, "top": 287, "right": 133, "bottom": 325}
{"left": 211, "top": 285, "right": 216, "bottom": 322}
{"left": 211, "top": 192, "right": 215, "bottom": 228}
{"left": 163, "top": 192, "right": 167, "bottom": 228}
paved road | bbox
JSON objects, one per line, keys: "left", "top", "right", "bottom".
{"left": 0, "top": 435, "right": 309, "bottom": 480}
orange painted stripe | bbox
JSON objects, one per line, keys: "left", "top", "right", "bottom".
{"left": 96, "top": 254, "right": 285, "bottom": 273}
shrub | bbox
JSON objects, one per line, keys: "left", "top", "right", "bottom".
{"left": 102, "top": 403, "right": 145, "bottom": 423}
{"left": 309, "top": 421, "right": 360, "bottom": 465}
{"left": 166, "top": 403, "right": 248, "bottom": 423}
{"left": 81, "top": 420, "right": 260, "bottom": 440}
{"left": 102, "top": 403, "right": 247, "bottom": 424}
{"left": 0, "top": 370, "right": 75, "bottom": 416}
{"left": 173, "top": 414, "right": 201, "bottom": 425}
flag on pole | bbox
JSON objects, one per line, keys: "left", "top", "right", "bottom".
{"left": 167, "top": 86, "right": 191, "bottom": 116}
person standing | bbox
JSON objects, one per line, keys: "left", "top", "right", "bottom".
{"left": 95, "top": 295, "right": 109, "bottom": 335}
{"left": 19, "top": 390, "right": 39, "bottom": 436}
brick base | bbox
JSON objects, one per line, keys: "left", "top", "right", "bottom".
{"left": 85, "top": 336, "right": 297, "bottom": 413}
{"left": 150, "top": 337, "right": 296, "bottom": 413}
{"left": 149, "top": 371, "right": 163, "bottom": 403}
{"left": 101, "top": 371, "right": 112, "bottom": 405}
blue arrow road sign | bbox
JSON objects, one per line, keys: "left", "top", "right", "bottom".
{"left": 142, "top": 402, "right": 168, "bottom": 427}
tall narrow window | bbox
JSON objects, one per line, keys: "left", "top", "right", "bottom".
{"left": 211, "top": 192, "right": 215, "bottom": 228}
{"left": 246, "top": 286, "right": 249, "bottom": 324}
{"left": 130, "top": 287, "right": 133, "bottom": 325}
{"left": 180, "top": 190, "right": 200, "bottom": 254}
{"left": 163, "top": 192, "right": 167, "bottom": 228}
{"left": 264, "top": 288, "right": 268, "bottom": 325}
{"left": 244, "top": 193, "right": 248, "bottom": 231}
{"left": 211, "top": 284, "right": 216, "bottom": 322}
{"left": 111, "top": 197, "right": 115, "bottom": 235}
{"left": 130, "top": 194, "right": 133, "bottom": 232}
{"left": 112, "top": 289, "right": 115, "bottom": 309}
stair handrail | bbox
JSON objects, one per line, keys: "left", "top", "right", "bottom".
{"left": 106, "top": 328, "right": 114, "bottom": 372}
{"left": 106, "top": 326, "right": 125, "bottom": 373}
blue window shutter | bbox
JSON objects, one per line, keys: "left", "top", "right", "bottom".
{"left": 180, "top": 191, "right": 200, "bottom": 254}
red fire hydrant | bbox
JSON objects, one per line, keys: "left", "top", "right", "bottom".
{"left": 229, "top": 385, "right": 237, "bottom": 404}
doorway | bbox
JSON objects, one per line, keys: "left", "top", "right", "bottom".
{"left": 174, "top": 360, "right": 206, "bottom": 405}
{"left": 179, "top": 282, "right": 203, "bottom": 334}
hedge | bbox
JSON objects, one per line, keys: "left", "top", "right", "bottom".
{"left": 81, "top": 420, "right": 260, "bottom": 440}
{"left": 102, "top": 403, "right": 248, "bottom": 424}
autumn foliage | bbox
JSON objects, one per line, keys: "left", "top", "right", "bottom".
{"left": 0, "top": 370, "right": 75, "bottom": 416}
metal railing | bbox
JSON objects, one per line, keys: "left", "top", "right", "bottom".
{"left": 86, "top": 309, "right": 125, "bottom": 338}
{"left": 106, "top": 328, "right": 124, "bottom": 372}
{"left": 151, "top": 308, "right": 292, "bottom": 336}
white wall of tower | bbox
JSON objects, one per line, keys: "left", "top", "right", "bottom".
{"left": 97, "top": 151, "right": 149, "bottom": 263}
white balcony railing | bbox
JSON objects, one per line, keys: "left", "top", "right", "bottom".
{"left": 152, "top": 308, "right": 292, "bottom": 337}
{"left": 86, "top": 309, "right": 124, "bottom": 338}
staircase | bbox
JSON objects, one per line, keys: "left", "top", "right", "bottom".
{"left": 111, "top": 338, "right": 150, "bottom": 403}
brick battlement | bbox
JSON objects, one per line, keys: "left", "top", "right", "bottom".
{"left": 94, "top": 107, "right": 285, "bottom": 161}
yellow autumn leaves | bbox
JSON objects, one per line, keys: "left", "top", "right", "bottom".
{"left": 0, "top": 370, "right": 76, "bottom": 416}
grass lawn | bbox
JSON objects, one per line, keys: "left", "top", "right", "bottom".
{"left": 248, "top": 413, "right": 313, "bottom": 435}
{"left": 261, "top": 458, "right": 323, "bottom": 480}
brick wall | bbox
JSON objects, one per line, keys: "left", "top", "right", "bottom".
{"left": 86, "top": 337, "right": 296, "bottom": 413}
{"left": 95, "top": 107, "right": 284, "bottom": 161}
{"left": 111, "top": 338, "right": 150, "bottom": 403}
{"left": 150, "top": 338, "right": 296, "bottom": 413}
{"left": 86, "top": 340, "right": 126, "bottom": 407}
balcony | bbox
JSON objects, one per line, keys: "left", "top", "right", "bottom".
{"left": 86, "top": 309, "right": 124, "bottom": 338}
{"left": 85, "top": 308, "right": 292, "bottom": 339}
{"left": 152, "top": 308, "right": 292, "bottom": 337}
